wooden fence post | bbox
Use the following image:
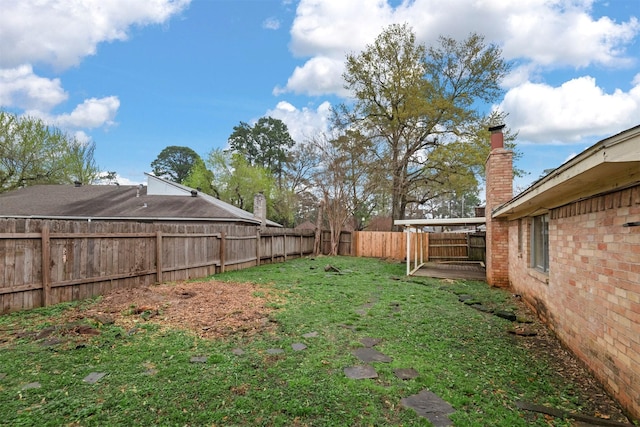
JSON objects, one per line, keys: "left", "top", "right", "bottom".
{"left": 256, "top": 229, "right": 261, "bottom": 267}
{"left": 270, "top": 235, "right": 274, "bottom": 263}
{"left": 220, "top": 231, "right": 226, "bottom": 273}
{"left": 41, "top": 226, "right": 51, "bottom": 307}
{"left": 156, "top": 231, "right": 163, "bottom": 284}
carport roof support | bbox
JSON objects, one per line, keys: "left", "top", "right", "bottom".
{"left": 394, "top": 218, "right": 486, "bottom": 275}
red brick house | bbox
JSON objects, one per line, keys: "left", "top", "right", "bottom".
{"left": 486, "top": 124, "right": 640, "bottom": 419}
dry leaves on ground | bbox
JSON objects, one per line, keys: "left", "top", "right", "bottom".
{"left": 67, "top": 280, "right": 283, "bottom": 339}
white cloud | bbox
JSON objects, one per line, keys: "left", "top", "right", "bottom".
{"left": 263, "top": 17, "right": 281, "bottom": 30}
{"left": 0, "top": 65, "right": 68, "bottom": 110}
{"left": 274, "top": 56, "right": 348, "bottom": 96}
{"left": 500, "top": 76, "right": 640, "bottom": 143}
{"left": 0, "top": 0, "right": 191, "bottom": 70}
{"left": 265, "top": 100, "right": 333, "bottom": 144}
{"left": 0, "top": 0, "right": 187, "bottom": 135}
{"left": 28, "top": 96, "right": 121, "bottom": 130}
{"left": 281, "top": 0, "right": 639, "bottom": 95}
{"left": 502, "top": 2, "right": 639, "bottom": 68}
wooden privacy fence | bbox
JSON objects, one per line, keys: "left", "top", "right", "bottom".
{"left": 351, "top": 231, "right": 429, "bottom": 260}
{"left": 0, "top": 219, "right": 314, "bottom": 314}
{"left": 428, "top": 232, "right": 486, "bottom": 262}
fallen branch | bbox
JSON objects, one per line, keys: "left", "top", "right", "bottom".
{"left": 516, "top": 401, "right": 634, "bottom": 427}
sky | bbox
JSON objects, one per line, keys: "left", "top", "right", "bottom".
{"left": 1, "top": 0, "right": 639, "bottom": 196}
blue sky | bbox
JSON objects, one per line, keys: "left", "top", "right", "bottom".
{"left": 1, "top": 0, "right": 639, "bottom": 195}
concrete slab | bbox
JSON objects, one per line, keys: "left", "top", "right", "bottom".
{"left": 344, "top": 365, "right": 378, "bottom": 379}
{"left": 360, "top": 337, "right": 382, "bottom": 348}
{"left": 352, "top": 347, "right": 393, "bottom": 363}
{"left": 83, "top": 372, "right": 107, "bottom": 384}
{"left": 21, "top": 382, "right": 41, "bottom": 390}
{"left": 292, "top": 343, "right": 307, "bottom": 351}
{"left": 401, "top": 389, "right": 455, "bottom": 427}
{"left": 394, "top": 368, "right": 419, "bottom": 380}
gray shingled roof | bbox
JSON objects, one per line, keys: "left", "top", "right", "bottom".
{"left": 0, "top": 184, "right": 261, "bottom": 224}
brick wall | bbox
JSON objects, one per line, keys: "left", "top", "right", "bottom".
{"left": 485, "top": 135, "right": 513, "bottom": 287}
{"left": 508, "top": 184, "right": 640, "bottom": 419}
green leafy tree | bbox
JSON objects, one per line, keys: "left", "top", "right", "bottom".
{"left": 151, "top": 146, "right": 201, "bottom": 183}
{"left": 182, "top": 157, "right": 216, "bottom": 197}
{"left": 338, "top": 24, "right": 511, "bottom": 227}
{"left": 0, "top": 111, "right": 101, "bottom": 193}
{"left": 66, "top": 137, "right": 100, "bottom": 185}
{"left": 207, "top": 149, "right": 275, "bottom": 212}
{"left": 228, "top": 117, "right": 295, "bottom": 188}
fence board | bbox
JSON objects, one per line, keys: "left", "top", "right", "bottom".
{"left": 353, "top": 231, "right": 429, "bottom": 260}
{"left": 0, "top": 219, "right": 317, "bottom": 313}
{"left": 428, "top": 232, "right": 486, "bottom": 262}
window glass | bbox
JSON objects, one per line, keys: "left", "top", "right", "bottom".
{"left": 531, "top": 214, "right": 549, "bottom": 272}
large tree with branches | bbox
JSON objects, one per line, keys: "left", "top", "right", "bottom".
{"left": 337, "top": 24, "right": 511, "bottom": 227}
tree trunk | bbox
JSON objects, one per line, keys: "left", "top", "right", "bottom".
{"left": 313, "top": 200, "right": 324, "bottom": 255}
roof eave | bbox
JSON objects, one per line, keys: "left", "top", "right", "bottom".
{"left": 493, "top": 125, "right": 640, "bottom": 220}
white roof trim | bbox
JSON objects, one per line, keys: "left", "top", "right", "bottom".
{"left": 493, "top": 124, "right": 640, "bottom": 220}
{"left": 394, "top": 217, "right": 485, "bottom": 227}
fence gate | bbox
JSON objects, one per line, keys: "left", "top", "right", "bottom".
{"left": 428, "top": 232, "right": 485, "bottom": 262}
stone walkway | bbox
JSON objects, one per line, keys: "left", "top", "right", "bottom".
{"left": 7, "top": 294, "right": 457, "bottom": 425}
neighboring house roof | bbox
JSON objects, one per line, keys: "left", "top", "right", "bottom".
{"left": 0, "top": 173, "right": 282, "bottom": 227}
{"left": 494, "top": 124, "right": 640, "bottom": 220}
{"left": 295, "top": 220, "right": 316, "bottom": 230}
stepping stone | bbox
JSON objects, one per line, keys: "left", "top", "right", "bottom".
{"left": 401, "top": 389, "right": 455, "bottom": 427}
{"left": 302, "top": 331, "right": 318, "bottom": 338}
{"left": 339, "top": 324, "right": 357, "bottom": 330}
{"left": 471, "top": 304, "right": 493, "bottom": 313}
{"left": 40, "top": 337, "right": 63, "bottom": 347}
{"left": 394, "top": 368, "right": 419, "bottom": 380}
{"left": 36, "top": 326, "right": 57, "bottom": 340}
{"left": 143, "top": 369, "right": 158, "bottom": 376}
{"left": 291, "top": 343, "right": 307, "bottom": 351}
{"left": 344, "top": 365, "right": 378, "bottom": 379}
{"left": 352, "top": 347, "right": 393, "bottom": 363}
{"left": 0, "top": 373, "right": 6, "bottom": 380}
{"left": 21, "top": 382, "right": 41, "bottom": 390}
{"left": 190, "top": 356, "right": 208, "bottom": 363}
{"left": 509, "top": 326, "right": 538, "bottom": 336}
{"left": 355, "top": 309, "right": 367, "bottom": 316}
{"left": 83, "top": 372, "right": 107, "bottom": 384}
{"left": 231, "top": 348, "right": 245, "bottom": 356}
{"left": 266, "top": 348, "right": 284, "bottom": 355}
{"left": 360, "top": 337, "right": 382, "bottom": 348}
{"left": 495, "top": 310, "right": 517, "bottom": 321}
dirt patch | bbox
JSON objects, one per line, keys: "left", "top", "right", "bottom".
{"left": 65, "top": 280, "right": 282, "bottom": 339}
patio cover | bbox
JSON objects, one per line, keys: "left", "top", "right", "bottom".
{"left": 394, "top": 217, "right": 486, "bottom": 275}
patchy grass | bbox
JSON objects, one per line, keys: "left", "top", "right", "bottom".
{"left": 0, "top": 256, "right": 626, "bottom": 426}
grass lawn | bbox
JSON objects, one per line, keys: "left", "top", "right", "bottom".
{"left": 0, "top": 256, "right": 616, "bottom": 426}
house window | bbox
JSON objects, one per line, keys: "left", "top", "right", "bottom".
{"left": 531, "top": 214, "right": 549, "bottom": 272}
{"left": 517, "top": 219, "right": 523, "bottom": 254}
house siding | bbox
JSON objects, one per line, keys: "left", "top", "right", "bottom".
{"left": 508, "top": 184, "right": 640, "bottom": 419}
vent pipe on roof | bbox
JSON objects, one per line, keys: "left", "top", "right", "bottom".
{"left": 190, "top": 190, "right": 198, "bottom": 197}
{"left": 74, "top": 181, "right": 82, "bottom": 187}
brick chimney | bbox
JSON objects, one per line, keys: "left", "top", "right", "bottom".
{"left": 485, "top": 124, "right": 512, "bottom": 287}
{"left": 253, "top": 192, "right": 267, "bottom": 228}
